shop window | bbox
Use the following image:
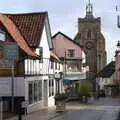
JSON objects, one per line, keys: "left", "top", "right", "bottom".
{"left": 38, "top": 81, "right": 42, "bottom": 100}
{"left": 28, "top": 82, "right": 33, "bottom": 104}
{"left": 52, "top": 80, "right": 54, "bottom": 96}
{"left": 28, "top": 80, "right": 42, "bottom": 104}
{"left": 49, "top": 80, "right": 52, "bottom": 96}
{"left": 49, "top": 79, "right": 54, "bottom": 97}
{"left": 34, "top": 81, "right": 38, "bottom": 102}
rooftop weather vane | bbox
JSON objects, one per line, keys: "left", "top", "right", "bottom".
{"left": 86, "top": 0, "right": 93, "bottom": 19}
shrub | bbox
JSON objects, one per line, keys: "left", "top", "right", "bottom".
{"left": 77, "top": 80, "right": 92, "bottom": 97}
{"left": 54, "top": 93, "right": 67, "bottom": 101}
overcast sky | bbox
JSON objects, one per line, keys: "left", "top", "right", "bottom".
{"left": 0, "top": 0, "right": 120, "bottom": 63}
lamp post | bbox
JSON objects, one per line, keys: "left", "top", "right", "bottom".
{"left": 64, "top": 51, "right": 67, "bottom": 75}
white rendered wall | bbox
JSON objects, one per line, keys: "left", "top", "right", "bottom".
{"left": 0, "top": 77, "right": 25, "bottom": 97}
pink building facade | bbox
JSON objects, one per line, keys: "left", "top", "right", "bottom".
{"left": 52, "top": 32, "right": 86, "bottom": 72}
{"left": 52, "top": 32, "right": 82, "bottom": 58}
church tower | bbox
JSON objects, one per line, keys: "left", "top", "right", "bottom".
{"left": 74, "top": 0, "right": 107, "bottom": 86}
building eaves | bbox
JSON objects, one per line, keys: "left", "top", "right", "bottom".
{"left": 52, "top": 31, "right": 83, "bottom": 49}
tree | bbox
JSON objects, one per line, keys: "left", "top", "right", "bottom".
{"left": 77, "top": 80, "right": 92, "bottom": 103}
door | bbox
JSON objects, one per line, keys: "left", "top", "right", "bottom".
{"left": 43, "top": 80, "right": 48, "bottom": 106}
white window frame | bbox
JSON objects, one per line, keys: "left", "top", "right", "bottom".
{"left": 67, "top": 49, "right": 75, "bottom": 57}
{"left": 0, "top": 30, "right": 5, "bottom": 41}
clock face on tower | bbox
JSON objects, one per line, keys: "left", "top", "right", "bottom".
{"left": 85, "top": 41, "right": 93, "bottom": 49}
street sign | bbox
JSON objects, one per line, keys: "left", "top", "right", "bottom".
{"left": 54, "top": 73, "right": 61, "bottom": 79}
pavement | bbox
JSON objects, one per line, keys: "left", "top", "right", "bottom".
{"left": 52, "top": 97, "right": 120, "bottom": 120}
{"left": 5, "top": 106, "right": 63, "bottom": 120}
{"left": 5, "top": 97, "right": 120, "bottom": 120}
{"left": 5, "top": 96, "right": 95, "bottom": 120}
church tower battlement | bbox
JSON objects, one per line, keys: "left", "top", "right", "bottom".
{"left": 74, "top": 0, "right": 107, "bottom": 88}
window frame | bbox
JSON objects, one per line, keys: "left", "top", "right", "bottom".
{"left": 28, "top": 80, "right": 42, "bottom": 104}
{"left": 0, "top": 30, "right": 5, "bottom": 41}
{"left": 67, "top": 49, "right": 75, "bottom": 57}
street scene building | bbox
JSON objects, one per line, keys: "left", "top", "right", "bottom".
{"left": 0, "top": 12, "right": 64, "bottom": 113}
{"left": 0, "top": 0, "right": 120, "bottom": 120}
{"left": 115, "top": 40, "right": 120, "bottom": 95}
{"left": 74, "top": 1, "right": 107, "bottom": 88}
{"left": 96, "top": 61, "right": 116, "bottom": 97}
{"left": 52, "top": 32, "right": 87, "bottom": 97}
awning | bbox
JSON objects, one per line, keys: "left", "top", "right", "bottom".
{"left": 63, "top": 79, "right": 71, "bottom": 84}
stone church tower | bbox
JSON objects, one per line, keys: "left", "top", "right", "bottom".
{"left": 74, "top": 1, "right": 107, "bottom": 85}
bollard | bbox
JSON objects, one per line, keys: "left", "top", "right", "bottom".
{"left": 18, "top": 114, "right": 22, "bottom": 120}
{"left": 0, "top": 97, "right": 3, "bottom": 120}
{"left": 18, "top": 102, "right": 22, "bottom": 120}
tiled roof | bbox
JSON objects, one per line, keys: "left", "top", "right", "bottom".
{"left": 96, "top": 61, "right": 115, "bottom": 78}
{"left": 0, "top": 14, "right": 38, "bottom": 57}
{"left": 4, "top": 12, "right": 47, "bottom": 47}
{"left": 52, "top": 31, "right": 83, "bottom": 49}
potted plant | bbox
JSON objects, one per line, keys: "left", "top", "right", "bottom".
{"left": 77, "top": 80, "right": 92, "bottom": 104}
{"left": 54, "top": 93, "right": 67, "bottom": 112}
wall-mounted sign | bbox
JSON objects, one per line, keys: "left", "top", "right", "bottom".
{"left": 0, "top": 79, "right": 11, "bottom": 96}
{"left": 0, "top": 59, "right": 13, "bottom": 68}
{"left": 54, "top": 73, "right": 61, "bottom": 79}
{"left": 54, "top": 72, "right": 63, "bottom": 80}
{"left": 3, "top": 43, "right": 19, "bottom": 60}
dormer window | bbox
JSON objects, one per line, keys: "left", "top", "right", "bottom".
{"left": 0, "top": 30, "right": 5, "bottom": 41}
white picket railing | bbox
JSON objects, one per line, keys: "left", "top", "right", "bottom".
{"left": 64, "top": 72, "right": 86, "bottom": 80}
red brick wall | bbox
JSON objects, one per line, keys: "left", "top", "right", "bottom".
{"left": 115, "top": 54, "right": 120, "bottom": 83}
{"left": 0, "top": 23, "right": 25, "bottom": 77}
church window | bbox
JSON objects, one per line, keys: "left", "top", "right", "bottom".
{"left": 78, "top": 34, "right": 81, "bottom": 39}
{"left": 87, "top": 29, "right": 91, "bottom": 39}
{"left": 99, "top": 55, "right": 101, "bottom": 70}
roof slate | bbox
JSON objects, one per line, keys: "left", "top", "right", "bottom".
{"left": 0, "top": 14, "right": 38, "bottom": 57}
{"left": 96, "top": 61, "right": 115, "bottom": 78}
{"left": 4, "top": 12, "right": 47, "bottom": 47}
